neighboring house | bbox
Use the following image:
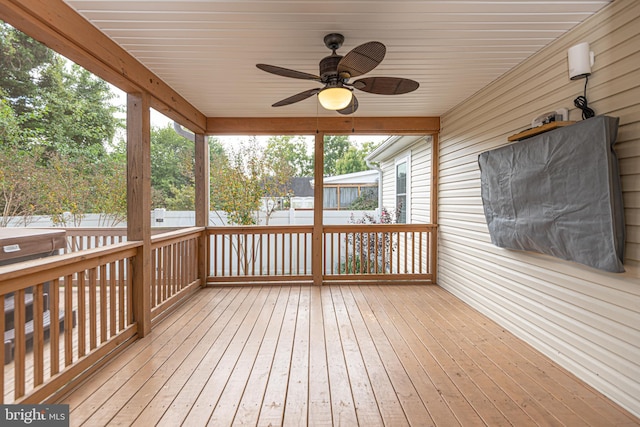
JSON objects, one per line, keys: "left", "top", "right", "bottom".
{"left": 261, "top": 177, "right": 314, "bottom": 211}
{"left": 311, "top": 169, "right": 379, "bottom": 210}
{"left": 366, "top": 135, "right": 433, "bottom": 223}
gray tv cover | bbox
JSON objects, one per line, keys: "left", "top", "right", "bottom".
{"left": 478, "top": 116, "right": 625, "bottom": 273}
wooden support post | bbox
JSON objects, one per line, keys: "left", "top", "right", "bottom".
{"left": 127, "top": 93, "right": 152, "bottom": 337}
{"left": 430, "top": 133, "right": 439, "bottom": 284}
{"left": 194, "top": 133, "right": 210, "bottom": 285}
{"left": 312, "top": 132, "right": 324, "bottom": 286}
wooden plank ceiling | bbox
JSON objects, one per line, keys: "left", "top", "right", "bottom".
{"left": 63, "top": 0, "right": 611, "bottom": 119}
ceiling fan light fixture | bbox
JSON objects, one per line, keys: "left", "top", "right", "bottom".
{"left": 318, "top": 87, "right": 352, "bottom": 110}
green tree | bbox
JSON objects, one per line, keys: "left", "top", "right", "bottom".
{"left": 0, "top": 22, "right": 53, "bottom": 116}
{"left": 150, "top": 124, "right": 195, "bottom": 209}
{"left": 334, "top": 140, "right": 379, "bottom": 175}
{"left": 323, "top": 135, "right": 350, "bottom": 176}
{"left": 40, "top": 154, "right": 92, "bottom": 226}
{"left": 1, "top": 22, "right": 121, "bottom": 158}
{"left": 0, "top": 91, "right": 21, "bottom": 146}
{"left": 91, "top": 142, "right": 127, "bottom": 226}
{"left": 0, "top": 146, "right": 43, "bottom": 226}
{"left": 210, "top": 137, "right": 295, "bottom": 225}
{"left": 264, "top": 135, "right": 312, "bottom": 177}
{"left": 36, "top": 61, "right": 120, "bottom": 158}
{"left": 210, "top": 140, "right": 264, "bottom": 225}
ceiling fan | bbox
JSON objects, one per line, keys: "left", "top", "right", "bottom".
{"left": 256, "top": 33, "right": 419, "bottom": 115}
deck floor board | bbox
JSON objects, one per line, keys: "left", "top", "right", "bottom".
{"left": 61, "top": 285, "right": 640, "bottom": 427}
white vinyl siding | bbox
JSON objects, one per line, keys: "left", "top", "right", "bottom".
{"left": 380, "top": 161, "right": 396, "bottom": 214}
{"left": 438, "top": 0, "right": 640, "bottom": 417}
{"left": 411, "top": 138, "right": 431, "bottom": 224}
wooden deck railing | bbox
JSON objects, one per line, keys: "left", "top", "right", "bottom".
{"left": 0, "top": 242, "right": 138, "bottom": 404}
{"left": 207, "top": 226, "right": 314, "bottom": 284}
{"left": 150, "top": 228, "right": 202, "bottom": 318}
{"left": 323, "top": 223, "right": 436, "bottom": 283}
{"left": 0, "top": 227, "right": 203, "bottom": 404}
{"left": 206, "top": 223, "right": 435, "bottom": 285}
{"left": 63, "top": 228, "right": 128, "bottom": 254}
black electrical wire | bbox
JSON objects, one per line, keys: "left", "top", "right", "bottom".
{"left": 574, "top": 75, "right": 595, "bottom": 120}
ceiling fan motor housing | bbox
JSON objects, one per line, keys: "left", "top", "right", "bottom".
{"left": 320, "top": 55, "right": 344, "bottom": 81}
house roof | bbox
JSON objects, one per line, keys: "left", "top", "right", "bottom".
{"left": 310, "top": 169, "right": 379, "bottom": 188}
{"left": 290, "top": 177, "right": 314, "bottom": 197}
{"left": 262, "top": 177, "right": 314, "bottom": 198}
{"left": 59, "top": 1, "right": 612, "bottom": 120}
{"left": 366, "top": 135, "right": 428, "bottom": 163}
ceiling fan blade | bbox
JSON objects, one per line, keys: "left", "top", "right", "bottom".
{"left": 352, "top": 77, "right": 419, "bottom": 95}
{"left": 337, "top": 41, "right": 386, "bottom": 78}
{"left": 256, "top": 64, "right": 321, "bottom": 81}
{"left": 272, "top": 88, "right": 320, "bottom": 107}
{"left": 337, "top": 95, "right": 359, "bottom": 115}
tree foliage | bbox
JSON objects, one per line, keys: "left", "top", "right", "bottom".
{"left": 0, "top": 146, "right": 43, "bottom": 226}
{"left": 0, "top": 22, "right": 125, "bottom": 225}
{"left": 264, "top": 135, "right": 312, "bottom": 177}
{"left": 210, "top": 140, "right": 264, "bottom": 225}
{"left": 332, "top": 141, "right": 375, "bottom": 175}
{"left": 323, "top": 135, "right": 350, "bottom": 176}
{"left": 209, "top": 137, "right": 296, "bottom": 225}
{"left": 150, "top": 124, "right": 195, "bottom": 209}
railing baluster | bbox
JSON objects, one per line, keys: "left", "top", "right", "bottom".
{"left": 151, "top": 248, "right": 157, "bottom": 307}
{"left": 258, "top": 233, "right": 263, "bottom": 276}
{"left": 89, "top": 268, "right": 97, "bottom": 351}
{"left": 100, "top": 264, "right": 108, "bottom": 344}
{"left": 288, "top": 232, "right": 292, "bottom": 275}
{"left": 33, "top": 283, "right": 44, "bottom": 387}
{"left": 14, "top": 288, "right": 26, "bottom": 399}
{"left": 337, "top": 232, "right": 342, "bottom": 275}
{"left": 78, "top": 271, "right": 86, "bottom": 358}
{"left": 228, "top": 235, "right": 233, "bottom": 276}
{"left": 50, "top": 278, "right": 60, "bottom": 375}
{"left": 110, "top": 262, "right": 117, "bottom": 338}
{"left": 404, "top": 231, "right": 408, "bottom": 274}
{"left": 251, "top": 234, "right": 256, "bottom": 276}
{"left": 266, "top": 233, "right": 271, "bottom": 276}
{"left": 65, "top": 274, "right": 73, "bottom": 367}
{"left": 359, "top": 231, "right": 364, "bottom": 274}
{"left": 127, "top": 258, "right": 134, "bottom": 326}
{"left": 212, "top": 234, "right": 218, "bottom": 277}
{"left": 118, "top": 262, "right": 125, "bottom": 332}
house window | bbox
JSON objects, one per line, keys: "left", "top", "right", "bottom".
{"left": 396, "top": 161, "right": 407, "bottom": 223}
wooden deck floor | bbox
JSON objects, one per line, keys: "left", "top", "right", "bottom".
{"left": 60, "top": 285, "right": 639, "bottom": 426}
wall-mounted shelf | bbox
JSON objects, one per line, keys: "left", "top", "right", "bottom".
{"left": 508, "top": 121, "right": 575, "bottom": 142}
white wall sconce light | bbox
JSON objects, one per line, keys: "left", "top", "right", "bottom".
{"left": 568, "top": 42, "right": 596, "bottom": 119}
{"left": 568, "top": 42, "right": 594, "bottom": 80}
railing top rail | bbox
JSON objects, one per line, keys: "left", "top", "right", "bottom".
{"left": 206, "top": 225, "right": 314, "bottom": 234}
{"left": 0, "top": 241, "right": 140, "bottom": 293}
{"left": 151, "top": 226, "right": 205, "bottom": 248}
{"left": 62, "top": 227, "right": 184, "bottom": 237}
{"left": 59, "top": 227, "right": 127, "bottom": 237}
{"left": 323, "top": 223, "right": 437, "bottom": 232}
